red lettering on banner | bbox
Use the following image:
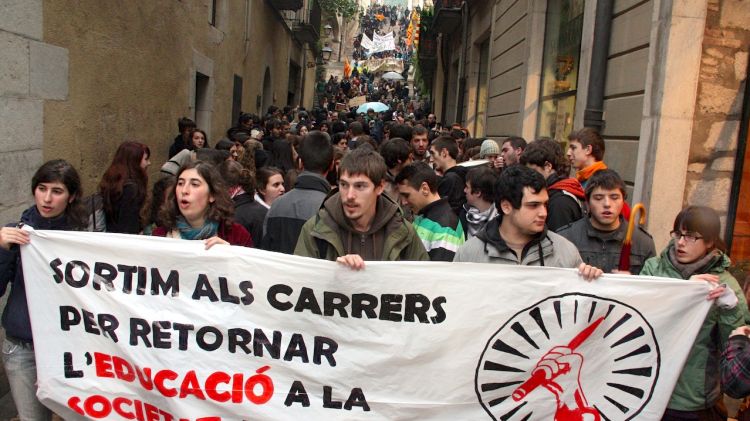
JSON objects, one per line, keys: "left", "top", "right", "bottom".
{"left": 204, "top": 372, "right": 231, "bottom": 402}
{"left": 91, "top": 352, "right": 275, "bottom": 406}
{"left": 154, "top": 369, "right": 179, "bottom": 397}
{"left": 67, "top": 394, "right": 192, "bottom": 420}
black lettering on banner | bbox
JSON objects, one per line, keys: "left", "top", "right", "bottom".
{"left": 323, "top": 291, "right": 350, "bottom": 317}
{"left": 135, "top": 266, "right": 147, "bottom": 295}
{"left": 351, "top": 293, "right": 378, "bottom": 319}
{"left": 294, "top": 287, "right": 322, "bottom": 315}
{"left": 172, "top": 323, "right": 194, "bottom": 351}
{"left": 129, "top": 318, "right": 152, "bottom": 347}
{"left": 404, "top": 294, "right": 431, "bottom": 323}
{"left": 50, "top": 258, "right": 63, "bottom": 283}
{"left": 345, "top": 388, "right": 370, "bottom": 411}
{"left": 218, "top": 277, "right": 240, "bottom": 304}
{"left": 283, "top": 333, "right": 308, "bottom": 363}
{"left": 93, "top": 262, "right": 117, "bottom": 291}
{"left": 150, "top": 268, "right": 179, "bottom": 297}
{"left": 192, "top": 274, "right": 219, "bottom": 302}
{"left": 60, "top": 306, "right": 81, "bottom": 331}
{"left": 82, "top": 308, "right": 100, "bottom": 335}
{"left": 196, "top": 326, "right": 223, "bottom": 351}
{"left": 63, "top": 352, "right": 83, "bottom": 378}
{"left": 254, "top": 329, "right": 281, "bottom": 359}
{"left": 313, "top": 337, "right": 338, "bottom": 367}
{"left": 284, "top": 381, "right": 311, "bottom": 407}
{"left": 152, "top": 321, "right": 172, "bottom": 349}
{"left": 323, "top": 386, "right": 343, "bottom": 409}
{"left": 228, "top": 328, "right": 252, "bottom": 354}
{"left": 379, "top": 294, "right": 403, "bottom": 322}
{"left": 267, "top": 284, "right": 293, "bottom": 311}
{"left": 118, "top": 264, "right": 137, "bottom": 294}
{"left": 98, "top": 313, "right": 120, "bottom": 342}
{"left": 239, "top": 281, "right": 254, "bottom": 305}
{"left": 65, "top": 261, "right": 90, "bottom": 288}
{"left": 431, "top": 296, "right": 448, "bottom": 324}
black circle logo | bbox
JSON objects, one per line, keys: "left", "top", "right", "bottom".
{"left": 476, "top": 293, "right": 660, "bottom": 420}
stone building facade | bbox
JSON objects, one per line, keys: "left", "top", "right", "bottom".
{"left": 0, "top": 0, "right": 321, "bottom": 224}
{"left": 424, "top": 0, "right": 749, "bottom": 253}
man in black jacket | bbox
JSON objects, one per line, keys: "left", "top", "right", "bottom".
{"left": 430, "top": 136, "right": 467, "bottom": 217}
{"left": 168, "top": 117, "right": 195, "bottom": 158}
{"left": 520, "top": 138, "right": 585, "bottom": 231}
{"left": 262, "top": 131, "right": 333, "bottom": 254}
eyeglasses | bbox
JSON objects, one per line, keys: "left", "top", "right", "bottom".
{"left": 670, "top": 231, "right": 704, "bottom": 243}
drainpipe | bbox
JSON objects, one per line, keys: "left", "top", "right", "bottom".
{"left": 583, "top": 0, "right": 613, "bottom": 132}
{"left": 455, "top": 0, "right": 469, "bottom": 127}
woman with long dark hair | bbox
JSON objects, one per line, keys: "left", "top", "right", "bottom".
{"left": 151, "top": 161, "right": 253, "bottom": 247}
{"left": 641, "top": 206, "right": 749, "bottom": 420}
{"left": 0, "top": 159, "right": 87, "bottom": 419}
{"left": 99, "top": 141, "right": 150, "bottom": 233}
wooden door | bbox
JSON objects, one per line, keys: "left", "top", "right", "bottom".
{"left": 732, "top": 121, "right": 750, "bottom": 260}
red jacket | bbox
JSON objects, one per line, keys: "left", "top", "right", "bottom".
{"left": 151, "top": 222, "right": 253, "bottom": 247}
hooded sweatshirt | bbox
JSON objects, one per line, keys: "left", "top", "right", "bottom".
{"left": 453, "top": 215, "right": 582, "bottom": 268}
{"left": 294, "top": 192, "right": 428, "bottom": 261}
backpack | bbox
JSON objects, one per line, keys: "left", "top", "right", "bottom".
{"left": 83, "top": 193, "right": 107, "bottom": 232}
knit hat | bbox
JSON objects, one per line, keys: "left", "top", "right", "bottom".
{"left": 479, "top": 139, "right": 500, "bottom": 158}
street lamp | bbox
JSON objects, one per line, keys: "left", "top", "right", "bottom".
{"left": 324, "top": 24, "right": 333, "bottom": 37}
{"left": 321, "top": 45, "right": 333, "bottom": 62}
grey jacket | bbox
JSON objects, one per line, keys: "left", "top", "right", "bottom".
{"left": 557, "top": 217, "right": 655, "bottom": 274}
{"left": 262, "top": 171, "right": 330, "bottom": 254}
{"left": 453, "top": 217, "right": 583, "bottom": 268}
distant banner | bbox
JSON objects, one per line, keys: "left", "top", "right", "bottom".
{"left": 371, "top": 31, "right": 396, "bottom": 54}
{"left": 21, "top": 230, "right": 712, "bottom": 420}
{"left": 348, "top": 95, "right": 367, "bottom": 108}
{"left": 366, "top": 57, "right": 404, "bottom": 73}
{"left": 360, "top": 33, "right": 374, "bottom": 52}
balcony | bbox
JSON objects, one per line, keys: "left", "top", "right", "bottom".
{"left": 433, "top": 0, "right": 463, "bottom": 34}
{"left": 268, "top": 0, "right": 303, "bottom": 10}
{"left": 292, "top": 0, "right": 321, "bottom": 44}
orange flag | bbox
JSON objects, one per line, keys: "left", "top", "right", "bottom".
{"left": 376, "top": 13, "right": 385, "bottom": 21}
{"left": 344, "top": 58, "right": 352, "bottom": 78}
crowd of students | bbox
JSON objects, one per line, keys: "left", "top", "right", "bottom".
{"left": 1, "top": 108, "right": 749, "bottom": 420}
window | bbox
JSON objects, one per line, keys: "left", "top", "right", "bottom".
{"left": 232, "top": 75, "right": 243, "bottom": 127}
{"left": 209, "top": 0, "right": 218, "bottom": 26}
{"left": 536, "top": 0, "right": 584, "bottom": 142}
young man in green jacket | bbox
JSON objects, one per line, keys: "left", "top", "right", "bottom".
{"left": 295, "top": 147, "right": 429, "bottom": 267}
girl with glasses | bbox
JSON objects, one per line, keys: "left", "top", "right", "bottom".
{"left": 641, "top": 206, "right": 749, "bottom": 420}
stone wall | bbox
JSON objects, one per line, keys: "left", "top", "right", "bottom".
{"left": 0, "top": 0, "right": 68, "bottom": 224}
{"left": 684, "top": 0, "right": 749, "bottom": 229}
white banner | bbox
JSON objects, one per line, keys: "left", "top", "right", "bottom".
{"left": 360, "top": 33, "right": 374, "bottom": 52}
{"left": 20, "top": 230, "right": 712, "bottom": 420}
{"left": 370, "top": 32, "right": 396, "bottom": 54}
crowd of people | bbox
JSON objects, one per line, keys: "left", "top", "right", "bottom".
{"left": 2, "top": 104, "right": 750, "bottom": 420}
{"left": 353, "top": 4, "right": 414, "bottom": 61}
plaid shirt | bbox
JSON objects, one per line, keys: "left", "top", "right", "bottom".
{"left": 722, "top": 335, "right": 750, "bottom": 399}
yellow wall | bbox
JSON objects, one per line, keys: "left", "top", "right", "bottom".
{"left": 43, "top": 0, "right": 307, "bottom": 192}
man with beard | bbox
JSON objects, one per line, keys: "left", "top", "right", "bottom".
{"left": 295, "top": 147, "right": 428, "bottom": 268}
{"left": 410, "top": 125, "right": 430, "bottom": 163}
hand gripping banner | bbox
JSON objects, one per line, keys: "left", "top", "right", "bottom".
{"left": 20, "top": 230, "right": 712, "bottom": 420}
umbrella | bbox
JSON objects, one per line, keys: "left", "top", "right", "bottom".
{"left": 382, "top": 71, "right": 405, "bottom": 81}
{"left": 357, "top": 102, "right": 389, "bottom": 114}
{"left": 618, "top": 203, "right": 647, "bottom": 272}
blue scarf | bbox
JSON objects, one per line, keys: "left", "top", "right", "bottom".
{"left": 175, "top": 216, "right": 219, "bottom": 240}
